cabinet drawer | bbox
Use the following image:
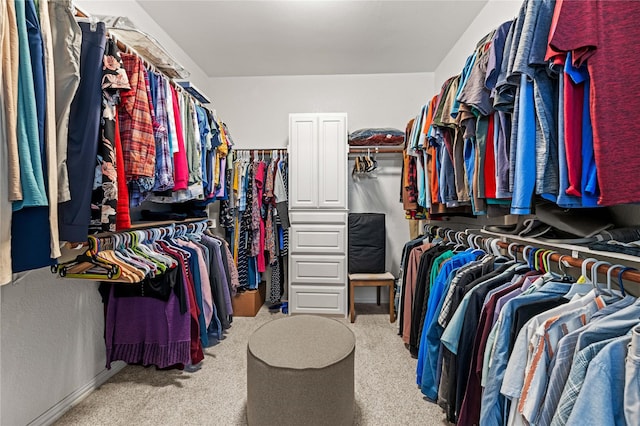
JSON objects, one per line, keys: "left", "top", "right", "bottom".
{"left": 291, "top": 224, "right": 346, "bottom": 254}
{"left": 289, "top": 211, "right": 347, "bottom": 225}
{"left": 290, "top": 255, "right": 346, "bottom": 285}
{"left": 289, "top": 285, "right": 346, "bottom": 315}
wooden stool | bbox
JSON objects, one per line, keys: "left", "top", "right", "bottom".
{"left": 348, "top": 272, "right": 396, "bottom": 323}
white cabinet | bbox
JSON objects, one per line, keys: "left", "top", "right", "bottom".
{"left": 318, "top": 115, "right": 347, "bottom": 208}
{"left": 289, "top": 115, "right": 318, "bottom": 209}
{"left": 289, "top": 114, "right": 347, "bottom": 209}
{"left": 288, "top": 113, "right": 348, "bottom": 316}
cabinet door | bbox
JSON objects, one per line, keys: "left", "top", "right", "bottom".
{"left": 318, "top": 114, "right": 347, "bottom": 209}
{"left": 289, "top": 114, "right": 318, "bottom": 209}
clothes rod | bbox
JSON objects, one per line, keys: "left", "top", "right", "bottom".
{"left": 348, "top": 147, "right": 404, "bottom": 154}
{"left": 428, "top": 226, "right": 640, "bottom": 284}
{"left": 235, "top": 148, "right": 287, "bottom": 152}
{"left": 495, "top": 240, "right": 640, "bottom": 283}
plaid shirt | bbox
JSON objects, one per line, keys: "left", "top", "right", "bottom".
{"left": 118, "top": 53, "right": 156, "bottom": 179}
{"left": 438, "top": 260, "right": 480, "bottom": 327}
{"left": 550, "top": 337, "right": 618, "bottom": 426}
{"left": 152, "top": 74, "right": 174, "bottom": 191}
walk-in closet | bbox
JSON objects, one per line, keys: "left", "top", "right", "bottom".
{"left": 2, "top": 1, "right": 640, "bottom": 425}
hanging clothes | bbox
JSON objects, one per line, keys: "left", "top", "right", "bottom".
{"left": 48, "top": 0, "right": 81, "bottom": 203}
{"left": 399, "top": 226, "right": 640, "bottom": 426}
{"left": 58, "top": 20, "right": 106, "bottom": 242}
{"left": 94, "top": 224, "right": 235, "bottom": 370}
{"left": 0, "top": 0, "right": 12, "bottom": 285}
{"left": 149, "top": 72, "right": 174, "bottom": 192}
{"left": 2, "top": 0, "right": 20, "bottom": 203}
{"left": 0, "top": 10, "right": 237, "bottom": 280}
{"left": 12, "top": 0, "right": 47, "bottom": 210}
{"left": 90, "top": 38, "right": 130, "bottom": 233}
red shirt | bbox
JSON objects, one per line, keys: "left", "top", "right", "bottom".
{"left": 484, "top": 113, "right": 497, "bottom": 199}
{"left": 170, "top": 86, "right": 189, "bottom": 191}
{"left": 549, "top": 0, "right": 640, "bottom": 205}
{"left": 563, "top": 55, "right": 585, "bottom": 197}
{"left": 114, "top": 113, "right": 131, "bottom": 230}
{"left": 118, "top": 54, "right": 156, "bottom": 179}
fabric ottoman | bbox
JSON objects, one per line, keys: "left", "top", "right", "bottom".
{"left": 247, "top": 315, "right": 355, "bottom": 426}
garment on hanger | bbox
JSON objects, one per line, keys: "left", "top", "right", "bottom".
{"left": 95, "top": 224, "right": 235, "bottom": 370}
{"left": 89, "top": 38, "right": 130, "bottom": 233}
{"left": 58, "top": 20, "right": 106, "bottom": 242}
{"left": 400, "top": 0, "right": 640, "bottom": 219}
{"left": 402, "top": 226, "right": 640, "bottom": 426}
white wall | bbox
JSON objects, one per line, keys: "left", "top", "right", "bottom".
{"left": 1, "top": 272, "right": 123, "bottom": 425}
{"left": 208, "top": 72, "right": 434, "bottom": 148}
{"left": 434, "top": 0, "right": 522, "bottom": 87}
{"left": 209, "top": 72, "right": 434, "bottom": 302}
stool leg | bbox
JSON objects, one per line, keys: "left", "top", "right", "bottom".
{"left": 350, "top": 280, "right": 355, "bottom": 323}
{"left": 389, "top": 282, "right": 395, "bottom": 323}
{"left": 376, "top": 286, "right": 381, "bottom": 306}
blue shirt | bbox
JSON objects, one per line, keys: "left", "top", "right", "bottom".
{"left": 575, "top": 298, "right": 640, "bottom": 353}
{"left": 452, "top": 52, "right": 477, "bottom": 118}
{"left": 510, "top": 74, "right": 536, "bottom": 215}
{"left": 479, "top": 281, "right": 574, "bottom": 426}
{"left": 417, "top": 251, "right": 480, "bottom": 398}
{"left": 564, "top": 336, "right": 631, "bottom": 426}
{"left": 565, "top": 53, "right": 599, "bottom": 207}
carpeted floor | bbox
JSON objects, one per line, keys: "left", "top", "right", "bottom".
{"left": 55, "top": 304, "right": 447, "bottom": 426}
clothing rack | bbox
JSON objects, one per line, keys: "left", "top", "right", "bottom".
{"left": 234, "top": 148, "right": 287, "bottom": 154}
{"left": 426, "top": 225, "right": 640, "bottom": 285}
{"left": 348, "top": 146, "right": 404, "bottom": 154}
{"left": 73, "top": 6, "right": 212, "bottom": 111}
{"left": 233, "top": 148, "right": 287, "bottom": 160}
{"left": 94, "top": 218, "right": 211, "bottom": 238}
{"left": 55, "top": 218, "right": 212, "bottom": 279}
{"left": 63, "top": 218, "right": 211, "bottom": 250}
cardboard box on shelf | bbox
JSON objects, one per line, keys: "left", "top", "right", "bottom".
{"left": 231, "top": 282, "right": 266, "bottom": 317}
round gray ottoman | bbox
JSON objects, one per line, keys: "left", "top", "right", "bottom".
{"left": 247, "top": 315, "right": 355, "bottom": 426}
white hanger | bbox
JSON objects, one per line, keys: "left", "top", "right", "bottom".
{"left": 581, "top": 257, "right": 599, "bottom": 282}
{"left": 466, "top": 234, "right": 476, "bottom": 250}
{"left": 489, "top": 238, "right": 502, "bottom": 257}
{"left": 606, "top": 264, "right": 627, "bottom": 295}
{"left": 522, "top": 245, "right": 535, "bottom": 269}
{"left": 590, "top": 260, "right": 612, "bottom": 296}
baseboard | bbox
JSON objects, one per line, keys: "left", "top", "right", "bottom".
{"left": 29, "top": 361, "right": 126, "bottom": 426}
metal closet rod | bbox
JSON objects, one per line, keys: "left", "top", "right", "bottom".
{"left": 64, "top": 218, "right": 211, "bottom": 249}
{"left": 235, "top": 148, "right": 287, "bottom": 153}
{"left": 429, "top": 226, "right": 640, "bottom": 284}
{"left": 348, "top": 147, "right": 404, "bottom": 154}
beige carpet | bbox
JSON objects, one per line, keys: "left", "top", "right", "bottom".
{"left": 55, "top": 304, "right": 448, "bottom": 426}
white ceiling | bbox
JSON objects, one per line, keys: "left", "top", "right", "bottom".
{"left": 137, "top": 0, "right": 488, "bottom": 77}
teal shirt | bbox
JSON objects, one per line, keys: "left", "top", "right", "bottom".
{"left": 13, "top": 0, "right": 48, "bottom": 211}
